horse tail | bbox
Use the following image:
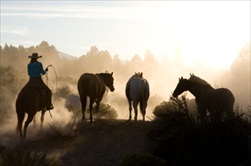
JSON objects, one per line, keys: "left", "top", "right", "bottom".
{"left": 78, "top": 74, "right": 94, "bottom": 121}
{"left": 139, "top": 79, "right": 150, "bottom": 116}
{"left": 217, "top": 88, "right": 235, "bottom": 120}
{"left": 16, "top": 94, "right": 25, "bottom": 136}
{"left": 125, "top": 81, "right": 131, "bottom": 100}
{"left": 139, "top": 94, "right": 145, "bottom": 116}
{"left": 226, "top": 90, "right": 235, "bottom": 118}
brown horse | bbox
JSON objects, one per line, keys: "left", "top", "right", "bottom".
{"left": 125, "top": 72, "right": 150, "bottom": 123}
{"left": 77, "top": 72, "right": 115, "bottom": 122}
{"left": 16, "top": 86, "right": 47, "bottom": 138}
{"left": 173, "top": 77, "right": 235, "bottom": 122}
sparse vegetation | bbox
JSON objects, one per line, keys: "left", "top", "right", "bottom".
{"left": 149, "top": 97, "right": 251, "bottom": 166}
{"left": 47, "top": 119, "right": 77, "bottom": 140}
{"left": 90, "top": 103, "right": 118, "bottom": 120}
{"left": 0, "top": 148, "right": 57, "bottom": 166}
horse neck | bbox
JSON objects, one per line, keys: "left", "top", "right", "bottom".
{"left": 96, "top": 73, "right": 107, "bottom": 83}
{"left": 186, "top": 81, "right": 211, "bottom": 98}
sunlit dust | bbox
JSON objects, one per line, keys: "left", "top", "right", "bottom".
{"left": 142, "top": 1, "right": 250, "bottom": 70}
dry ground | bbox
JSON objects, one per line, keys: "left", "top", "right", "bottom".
{"left": 14, "top": 119, "right": 153, "bottom": 166}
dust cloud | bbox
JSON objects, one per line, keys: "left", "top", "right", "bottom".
{"left": 0, "top": 42, "right": 250, "bottom": 147}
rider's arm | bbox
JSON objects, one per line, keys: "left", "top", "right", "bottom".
{"left": 39, "top": 62, "right": 46, "bottom": 75}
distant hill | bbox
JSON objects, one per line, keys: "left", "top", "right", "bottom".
{"left": 58, "top": 51, "right": 79, "bottom": 60}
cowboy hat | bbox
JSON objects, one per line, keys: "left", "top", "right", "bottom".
{"left": 28, "top": 53, "right": 42, "bottom": 59}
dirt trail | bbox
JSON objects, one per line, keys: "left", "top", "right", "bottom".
{"left": 19, "top": 119, "right": 153, "bottom": 166}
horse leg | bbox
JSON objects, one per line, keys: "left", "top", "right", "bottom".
{"left": 210, "top": 108, "right": 219, "bottom": 123}
{"left": 16, "top": 110, "right": 25, "bottom": 137}
{"left": 198, "top": 106, "right": 207, "bottom": 123}
{"left": 224, "top": 101, "right": 235, "bottom": 120}
{"left": 226, "top": 106, "right": 234, "bottom": 120}
{"left": 24, "top": 114, "right": 35, "bottom": 138}
{"left": 33, "top": 116, "right": 37, "bottom": 129}
{"left": 133, "top": 101, "right": 139, "bottom": 124}
{"left": 96, "top": 96, "right": 103, "bottom": 113}
{"left": 40, "top": 109, "right": 46, "bottom": 129}
{"left": 140, "top": 101, "right": 146, "bottom": 123}
{"left": 89, "top": 97, "right": 95, "bottom": 123}
{"left": 80, "top": 96, "right": 87, "bottom": 121}
{"left": 128, "top": 100, "right": 132, "bottom": 121}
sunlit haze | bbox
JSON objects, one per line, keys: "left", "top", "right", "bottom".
{"left": 0, "top": 1, "right": 251, "bottom": 151}
{"left": 1, "top": 1, "right": 250, "bottom": 69}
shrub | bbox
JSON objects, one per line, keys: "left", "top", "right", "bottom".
{"left": 0, "top": 148, "right": 57, "bottom": 166}
{"left": 148, "top": 97, "right": 251, "bottom": 166}
{"left": 91, "top": 103, "right": 118, "bottom": 119}
{"left": 64, "top": 94, "right": 118, "bottom": 120}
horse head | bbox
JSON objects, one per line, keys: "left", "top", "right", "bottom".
{"left": 172, "top": 77, "right": 188, "bottom": 98}
{"left": 103, "top": 72, "right": 115, "bottom": 92}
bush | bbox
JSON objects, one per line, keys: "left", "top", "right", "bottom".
{"left": 0, "top": 148, "right": 57, "bottom": 166}
{"left": 91, "top": 103, "right": 118, "bottom": 120}
{"left": 64, "top": 94, "right": 118, "bottom": 120}
{"left": 0, "top": 66, "right": 26, "bottom": 125}
{"left": 148, "top": 97, "right": 251, "bottom": 166}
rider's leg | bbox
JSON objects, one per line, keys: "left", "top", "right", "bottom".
{"left": 42, "top": 83, "right": 53, "bottom": 110}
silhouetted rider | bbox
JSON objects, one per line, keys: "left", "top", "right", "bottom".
{"left": 27, "top": 52, "right": 54, "bottom": 110}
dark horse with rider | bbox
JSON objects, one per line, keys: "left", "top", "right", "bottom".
{"left": 16, "top": 53, "right": 54, "bottom": 138}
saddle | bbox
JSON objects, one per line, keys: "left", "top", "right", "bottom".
{"left": 23, "top": 82, "right": 46, "bottom": 96}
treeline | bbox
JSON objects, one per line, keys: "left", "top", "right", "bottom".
{"left": 1, "top": 41, "right": 159, "bottom": 80}
{"left": 0, "top": 41, "right": 250, "bottom": 107}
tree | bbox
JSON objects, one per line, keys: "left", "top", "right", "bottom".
{"left": 35, "top": 41, "right": 59, "bottom": 62}
{"left": 143, "top": 50, "right": 159, "bottom": 74}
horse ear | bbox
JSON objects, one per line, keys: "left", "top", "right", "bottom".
{"left": 140, "top": 72, "right": 143, "bottom": 77}
{"left": 111, "top": 72, "right": 113, "bottom": 75}
{"left": 181, "top": 76, "right": 183, "bottom": 80}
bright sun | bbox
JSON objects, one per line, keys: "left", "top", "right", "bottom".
{"left": 146, "top": 1, "right": 250, "bottom": 70}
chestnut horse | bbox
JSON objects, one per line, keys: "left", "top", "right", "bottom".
{"left": 77, "top": 72, "right": 115, "bottom": 122}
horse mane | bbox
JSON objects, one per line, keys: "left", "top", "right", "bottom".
{"left": 96, "top": 72, "right": 110, "bottom": 76}
{"left": 96, "top": 72, "right": 113, "bottom": 79}
{"left": 188, "top": 73, "right": 211, "bottom": 86}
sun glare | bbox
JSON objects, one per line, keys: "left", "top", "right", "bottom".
{"left": 188, "top": 2, "right": 248, "bottom": 69}
{"left": 145, "top": 1, "right": 250, "bottom": 70}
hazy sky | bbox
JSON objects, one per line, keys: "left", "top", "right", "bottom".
{"left": 1, "top": 1, "right": 250, "bottom": 69}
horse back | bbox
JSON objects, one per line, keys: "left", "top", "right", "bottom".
{"left": 207, "top": 88, "right": 235, "bottom": 109}
{"left": 126, "top": 76, "right": 149, "bottom": 101}
{"left": 78, "top": 73, "right": 105, "bottom": 98}
{"left": 16, "top": 86, "right": 46, "bottom": 114}
{"left": 126, "top": 76, "right": 140, "bottom": 100}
